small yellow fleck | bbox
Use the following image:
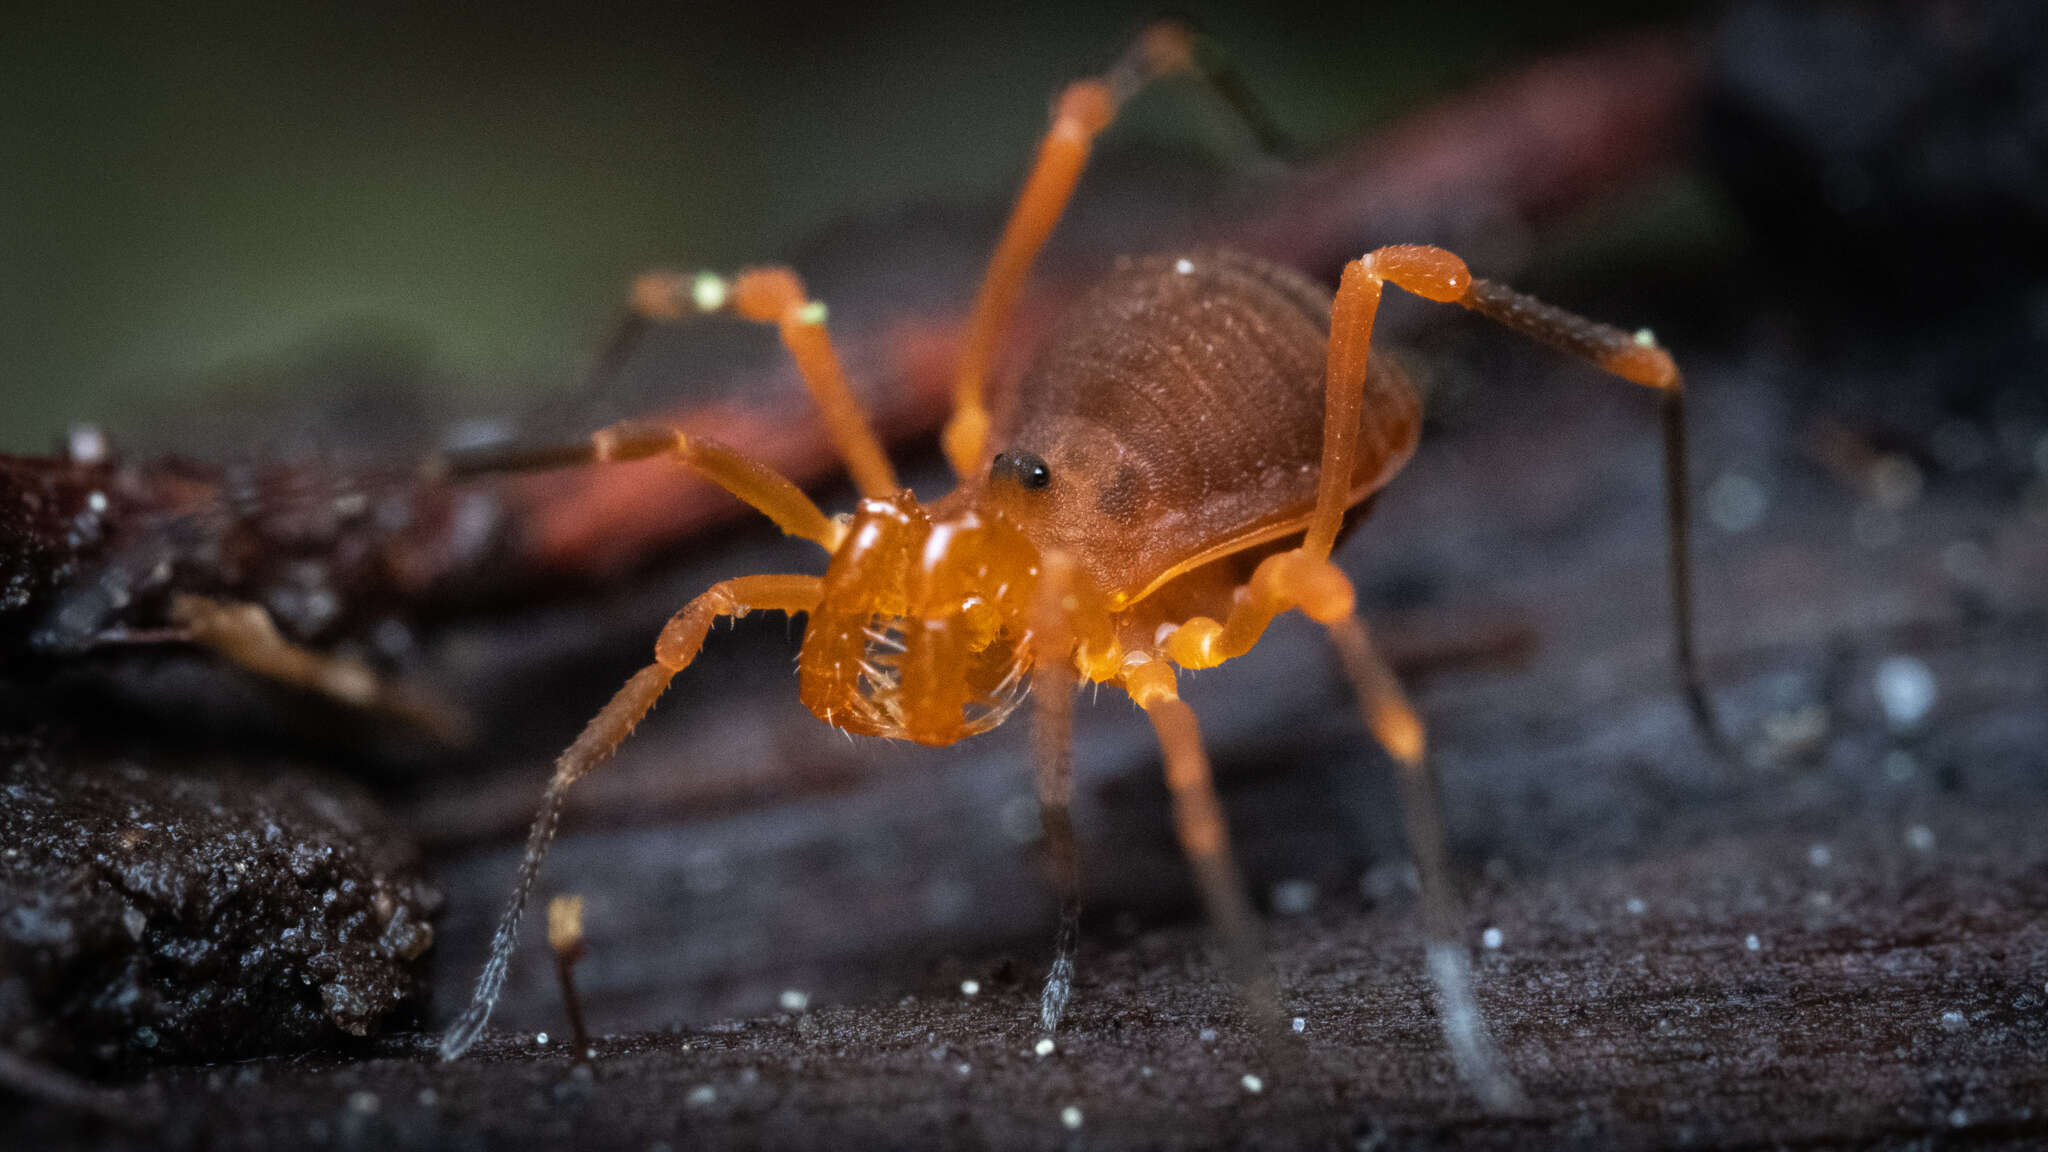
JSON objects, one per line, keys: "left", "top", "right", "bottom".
{"left": 547, "top": 895, "right": 585, "bottom": 953}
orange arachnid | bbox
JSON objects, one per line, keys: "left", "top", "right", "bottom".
{"left": 437, "top": 24, "right": 1718, "bottom": 1109}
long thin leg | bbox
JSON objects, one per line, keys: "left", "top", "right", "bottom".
{"left": 1325, "top": 614, "right": 1524, "bottom": 1112}
{"left": 1122, "top": 659, "right": 1280, "bottom": 1030}
{"left": 623, "top": 266, "right": 898, "bottom": 498}
{"left": 1302, "top": 244, "right": 1720, "bottom": 745}
{"left": 1031, "top": 552, "right": 1082, "bottom": 1032}
{"left": 943, "top": 20, "right": 1281, "bottom": 477}
{"left": 438, "top": 572, "right": 822, "bottom": 1061}
{"left": 438, "top": 420, "right": 844, "bottom": 553}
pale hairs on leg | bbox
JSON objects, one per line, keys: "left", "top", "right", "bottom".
{"left": 441, "top": 663, "right": 674, "bottom": 1060}
{"left": 438, "top": 772, "right": 572, "bottom": 1060}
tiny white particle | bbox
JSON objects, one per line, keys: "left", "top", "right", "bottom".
{"left": 1625, "top": 897, "right": 1647, "bottom": 916}
{"left": 416, "top": 1088, "right": 438, "bottom": 1108}
{"left": 1140, "top": 1065, "right": 1154, "bottom": 1077}
{"left": 1480, "top": 927, "right": 1504, "bottom": 950}
{"left": 67, "top": 425, "right": 108, "bottom": 464}
{"left": 956, "top": 1063, "right": 971, "bottom": 1077}
{"left": 778, "top": 989, "right": 810, "bottom": 1013}
{"left": 1034, "top": 1038, "right": 1056, "bottom": 1057}
{"left": 1906, "top": 825, "right": 1936, "bottom": 853}
{"left": 692, "top": 272, "right": 729, "bottom": 313}
{"left": 86, "top": 490, "right": 108, "bottom": 513}
{"left": 347, "top": 1090, "right": 379, "bottom": 1115}
{"left": 1940, "top": 1010, "right": 1966, "bottom": 1032}
{"left": 1199, "top": 1027, "right": 1218, "bottom": 1044}
{"left": 1174, "top": 258, "right": 1194, "bottom": 275}
{"left": 1808, "top": 844, "right": 1832, "bottom": 869}
{"left": 960, "top": 979, "right": 981, "bottom": 997}
{"left": 1875, "top": 656, "right": 1938, "bottom": 729}
{"left": 1745, "top": 934, "right": 1762, "bottom": 952}
{"left": 534, "top": 1032, "right": 549, "bottom": 1045}
{"left": 585, "top": 1048, "right": 597, "bottom": 1061}
{"left": 1291, "top": 1017, "right": 1306, "bottom": 1034}
{"left": 686, "top": 1084, "right": 716, "bottom": 1108}
{"left": 1634, "top": 328, "right": 1657, "bottom": 347}
{"left": 1241, "top": 1073, "right": 1265, "bottom": 1094}
{"left": 797, "top": 300, "right": 828, "bottom": 325}
{"left": 1949, "top": 1107, "right": 1969, "bottom": 1128}
{"left": 1061, "top": 1105, "right": 1084, "bottom": 1130}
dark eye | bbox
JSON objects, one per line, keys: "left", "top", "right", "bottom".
{"left": 991, "top": 450, "right": 1052, "bottom": 491}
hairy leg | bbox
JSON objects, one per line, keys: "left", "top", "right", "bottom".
{"left": 437, "top": 420, "right": 843, "bottom": 552}
{"left": 438, "top": 572, "right": 822, "bottom": 1060}
{"left": 1301, "top": 244, "right": 1720, "bottom": 746}
{"left": 1325, "top": 613, "right": 1524, "bottom": 1111}
{"left": 1123, "top": 658, "right": 1281, "bottom": 1032}
{"left": 629, "top": 267, "right": 899, "bottom": 497}
{"left": 942, "top": 20, "right": 1292, "bottom": 477}
{"left": 1030, "top": 553, "right": 1083, "bottom": 1031}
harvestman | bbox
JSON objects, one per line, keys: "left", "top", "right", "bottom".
{"left": 437, "top": 25, "right": 1718, "bottom": 1108}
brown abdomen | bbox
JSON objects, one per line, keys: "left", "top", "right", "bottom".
{"left": 1000, "top": 250, "right": 1419, "bottom": 599}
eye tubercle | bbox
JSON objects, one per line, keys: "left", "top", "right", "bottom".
{"left": 990, "top": 450, "right": 1052, "bottom": 491}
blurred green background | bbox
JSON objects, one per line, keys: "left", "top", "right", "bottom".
{"left": 1, "top": 0, "right": 1702, "bottom": 453}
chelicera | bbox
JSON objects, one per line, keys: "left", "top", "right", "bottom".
{"left": 438, "top": 24, "right": 1717, "bottom": 1107}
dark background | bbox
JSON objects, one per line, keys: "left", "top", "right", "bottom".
{"left": 4, "top": 0, "right": 1705, "bottom": 452}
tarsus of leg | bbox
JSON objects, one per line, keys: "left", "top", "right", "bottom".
{"left": 1324, "top": 613, "right": 1524, "bottom": 1112}
{"left": 1301, "top": 244, "right": 1721, "bottom": 747}
{"left": 1124, "top": 659, "right": 1282, "bottom": 1033}
{"left": 628, "top": 265, "right": 898, "bottom": 500}
{"left": 1031, "top": 552, "right": 1082, "bottom": 1032}
{"left": 438, "top": 573, "right": 822, "bottom": 1061}
{"left": 440, "top": 421, "right": 844, "bottom": 553}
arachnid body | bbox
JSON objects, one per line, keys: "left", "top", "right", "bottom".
{"left": 440, "top": 24, "right": 1716, "bottom": 1108}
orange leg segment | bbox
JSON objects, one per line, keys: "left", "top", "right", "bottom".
{"left": 1124, "top": 659, "right": 1281, "bottom": 1030}
{"left": 1164, "top": 549, "right": 1354, "bottom": 671}
{"left": 439, "top": 573, "right": 823, "bottom": 1061}
{"left": 1323, "top": 613, "right": 1524, "bottom": 1111}
{"left": 1030, "top": 551, "right": 1083, "bottom": 1032}
{"left": 630, "top": 265, "right": 899, "bottom": 500}
{"left": 442, "top": 420, "right": 844, "bottom": 553}
{"left": 1303, "top": 244, "right": 1720, "bottom": 746}
{"left": 941, "top": 22, "right": 1212, "bottom": 479}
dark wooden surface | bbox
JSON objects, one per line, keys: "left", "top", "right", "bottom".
{"left": 17, "top": 339, "right": 2048, "bottom": 1148}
